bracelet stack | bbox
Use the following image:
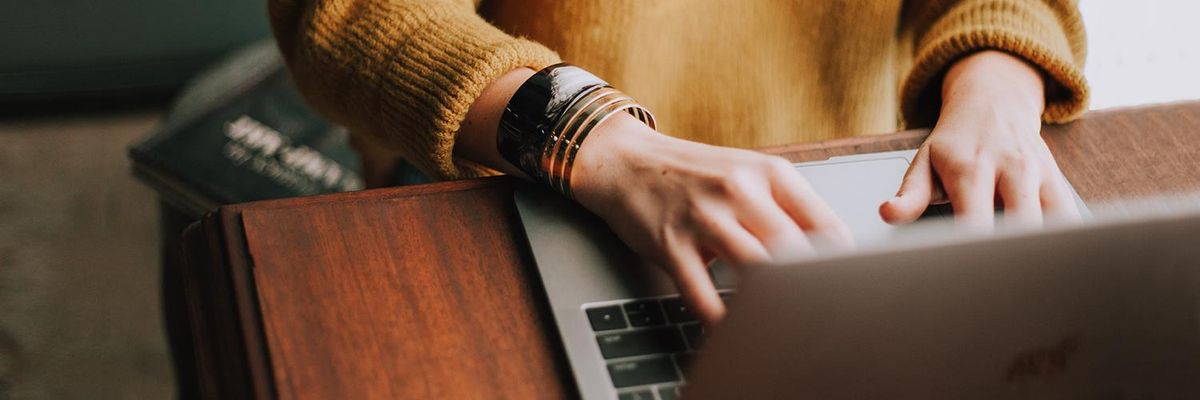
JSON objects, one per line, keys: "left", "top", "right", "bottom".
{"left": 498, "top": 64, "right": 656, "bottom": 199}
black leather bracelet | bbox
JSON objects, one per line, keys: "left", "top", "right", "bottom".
{"left": 497, "top": 63, "right": 655, "bottom": 197}
{"left": 497, "top": 64, "right": 608, "bottom": 182}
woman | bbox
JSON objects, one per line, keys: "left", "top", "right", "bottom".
{"left": 268, "top": 0, "right": 1089, "bottom": 324}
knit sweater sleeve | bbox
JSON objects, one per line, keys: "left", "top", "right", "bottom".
{"left": 899, "top": 0, "right": 1089, "bottom": 128}
{"left": 268, "top": 0, "right": 561, "bottom": 179}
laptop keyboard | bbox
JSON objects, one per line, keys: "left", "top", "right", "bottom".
{"left": 585, "top": 292, "right": 733, "bottom": 399}
{"left": 582, "top": 203, "right": 952, "bottom": 399}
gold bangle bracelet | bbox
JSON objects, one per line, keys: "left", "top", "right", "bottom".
{"left": 560, "top": 100, "right": 652, "bottom": 199}
{"left": 549, "top": 91, "right": 633, "bottom": 194}
{"left": 497, "top": 63, "right": 656, "bottom": 195}
{"left": 540, "top": 87, "right": 620, "bottom": 188}
{"left": 539, "top": 88, "right": 654, "bottom": 198}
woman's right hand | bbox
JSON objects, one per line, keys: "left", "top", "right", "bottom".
{"left": 571, "top": 113, "right": 853, "bottom": 325}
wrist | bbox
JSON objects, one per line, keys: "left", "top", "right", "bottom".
{"left": 942, "top": 50, "right": 1045, "bottom": 118}
{"left": 571, "top": 112, "right": 663, "bottom": 201}
{"left": 455, "top": 67, "right": 537, "bottom": 178}
{"left": 494, "top": 63, "right": 656, "bottom": 198}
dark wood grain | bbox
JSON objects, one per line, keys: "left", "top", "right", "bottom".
{"left": 239, "top": 185, "right": 570, "bottom": 399}
{"left": 184, "top": 101, "right": 1200, "bottom": 399}
{"left": 1040, "top": 101, "right": 1200, "bottom": 203}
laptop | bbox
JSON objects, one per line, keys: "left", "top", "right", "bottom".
{"left": 512, "top": 150, "right": 1091, "bottom": 400}
{"left": 685, "top": 199, "right": 1200, "bottom": 399}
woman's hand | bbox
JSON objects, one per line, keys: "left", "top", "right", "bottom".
{"left": 880, "top": 50, "right": 1081, "bottom": 228}
{"left": 572, "top": 113, "right": 853, "bottom": 325}
{"left": 456, "top": 68, "right": 849, "bottom": 325}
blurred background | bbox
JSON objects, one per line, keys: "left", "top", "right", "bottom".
{"left": 0, "top": 1, "right": 1198, "bottom": 398}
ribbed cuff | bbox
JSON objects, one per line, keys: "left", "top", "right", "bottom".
{"left": 371, "top": 9, "right": 561, "bottom": 179}
{"left": 901, "top": 0, "right": 1089, "bottom": 127}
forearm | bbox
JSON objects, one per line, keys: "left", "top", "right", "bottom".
{"left": 268, "top": 0, "right": 559, "bottom": 180}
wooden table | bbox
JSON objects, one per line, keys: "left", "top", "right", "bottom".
{"left": 182, "top": 101, "right": 1200, "bottom": 399}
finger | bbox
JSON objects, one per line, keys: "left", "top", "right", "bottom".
{"left": 881, "top": 145, "right": 941, "bottom": 225}
{"left": 695, "top": 212, "right": 773, "bottom": 267}
{"left": 662, "top": 232, "right": 726, "bottom": 325}
{"left": 944, "top": 163, "right": 997, "bottom": 230}
{"left": 769, "top": 163, "right": 853, "bottom": 248}
{"left": 996, "top": 167, "right": 1043, "bottom": 227}
{"left": 1040, "top": 169, "right": 1083, "bottom": 223}
{"left": 736, "top": 192, "right": 816, "bottom": 262}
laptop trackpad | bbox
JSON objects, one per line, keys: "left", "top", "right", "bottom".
{"left": 710, "top": 156, "right": 919, "bottom": 288}
{"left": 797, "top": 156, "right": 933, "bottom": 246}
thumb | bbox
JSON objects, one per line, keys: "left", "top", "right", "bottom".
{"left": 880, "top": 146, "right": 936, "bottom": 224}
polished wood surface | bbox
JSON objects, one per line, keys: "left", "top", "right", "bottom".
{"left": 183, "top": 101, "right": 1200, "bottom": 399}
{"left": 241, "top": 184, "right": 567, "bottom": 399}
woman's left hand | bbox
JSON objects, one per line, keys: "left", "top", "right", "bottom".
{"left": 879, "top": 50, "right": 1080, "bottom": 228}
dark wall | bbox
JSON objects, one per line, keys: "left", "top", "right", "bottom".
{"left": 0, "top": 1, "right": 271, "bottom": 100}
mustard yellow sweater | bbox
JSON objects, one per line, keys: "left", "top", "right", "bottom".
{"left": 269, "top": 0, "right": 1088, "bottom": 180}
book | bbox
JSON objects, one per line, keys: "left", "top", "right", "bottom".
{"left": 129, "top": 41, "right": 362, "bottom": 219}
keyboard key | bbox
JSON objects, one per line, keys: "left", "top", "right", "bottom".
{"left": 586, "top": 306, "right": 627, "bottom": 331}
{"left": 680, "top": 323, "right": 705, "bottom": 350}
{"left": 597, "top": 326, "right": 686, "bottom": 359}
{"left": 607, "top": 357, "right": 680, "bottom": 388}
{"left": 660, "top": 297, "right": 696, "bottom": 323}
{"left": 618, "top": 389, "right": 654, "bottom": 400}
{"left": 674, "top": 353, "right": 697, "bottom": 373}
{"left": 658, "top": 386, "right": 680, "bottom": 400}
{"left": 624, "top": 301, "right": 666, "bottom": 327}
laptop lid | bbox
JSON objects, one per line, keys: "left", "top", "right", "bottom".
{"left": 686, "top": 201, "right": 1200, "bottom": 399}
